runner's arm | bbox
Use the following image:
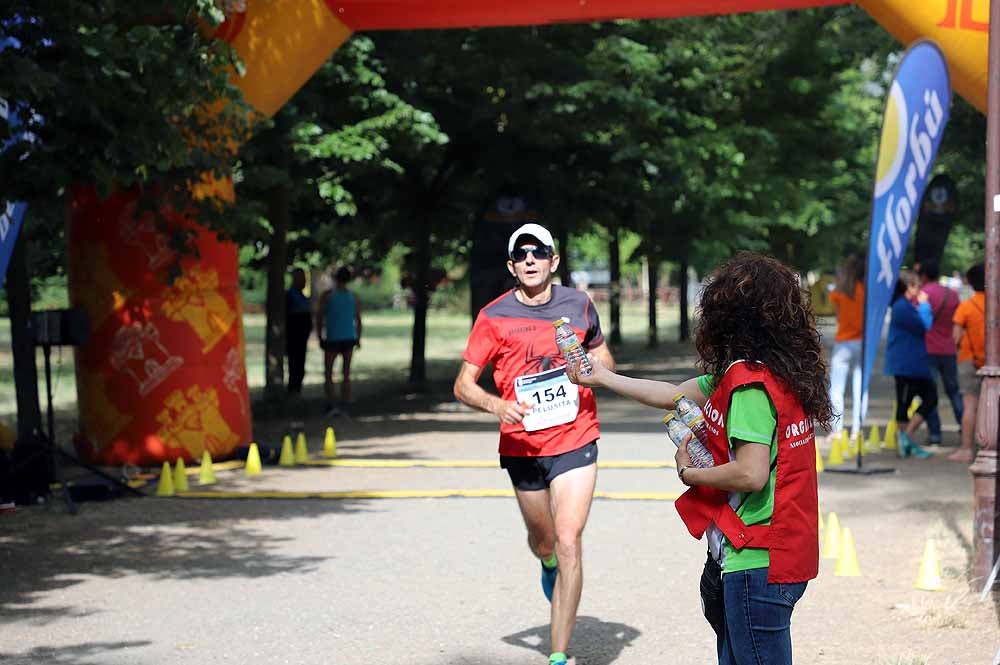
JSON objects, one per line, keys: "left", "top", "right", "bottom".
{"left": 567, "top": 355, "right": 706, "bottom": 409}
{"left": 453, "top": 361, "right": 532, "bottom": 425}
{"left": 953, "top": 323, "right": 964, "bottom": 348}
{"left": 588, "top": 341, "right": 616, "bottom": 372}
{"left": 677, "top": 439, "right": 770, "bottom": 493}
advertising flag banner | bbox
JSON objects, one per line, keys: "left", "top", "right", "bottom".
{"left": 0, "top": 34, "right": 30, "bottom": 288}
{"left": 0, "top": 98, "right": 28, "bottom": 286}
{"left": 861, "top": 40, "right": 951, "bottom": 409}
{"left": 914, "top": 172, "right": 958, "bottom": 267}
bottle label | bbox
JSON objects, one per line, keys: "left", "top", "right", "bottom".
{"left": 514, "top": 367, "right": 580, "bottom": 432}
{"left": 558, "top": 340, "right": 582, "bottom": 353}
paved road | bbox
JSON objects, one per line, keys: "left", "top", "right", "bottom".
{"left": 1, "top": 344, "right": 997, "bottom": 664}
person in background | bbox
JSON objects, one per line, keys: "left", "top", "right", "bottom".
{"left": 317, "top": 267, "right": 362, "bottom": 417}
{"left": 826, "top": 253, "right": 866, "bottom": 445}
{"left": 916, "top": 259, "right": 962, "bottom": 445}
{"left": 285, "top": 268, "right": 312, "bottom": 395}
{"left": 885, "top": 271, "right": 935, "bottom": 458}
{"left": 949, "top": 263, "right": 986, "bottom": 464}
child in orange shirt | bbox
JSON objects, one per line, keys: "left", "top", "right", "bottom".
{"left": 950, "top": 263, "right": 985, "bottom": 464}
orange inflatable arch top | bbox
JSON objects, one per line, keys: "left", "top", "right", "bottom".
{"left": 229, "top": 1, "right": 990, "bottom": 117}
{"left": 69, "top": 0, "right": 991, "bottom": 465}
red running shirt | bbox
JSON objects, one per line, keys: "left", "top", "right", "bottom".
{"left": 463, "top": 285, "right": 604, "bottom": 457}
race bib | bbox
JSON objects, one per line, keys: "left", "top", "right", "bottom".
{"left": 514, "top": 367, "right": 580, "bottom": 432}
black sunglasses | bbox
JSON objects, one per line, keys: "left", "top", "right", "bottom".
{"left": 511, "top": 245, "right": 553, "bottom": 262}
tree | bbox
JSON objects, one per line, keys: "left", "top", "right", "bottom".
{"left": 1, "top": 2, "right": 252, "bottom": 441}
{"left": 235, "top": 35, "right": 446, "bottom": 393}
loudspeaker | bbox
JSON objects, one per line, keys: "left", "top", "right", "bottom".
{"left": 30, "top": 307, "right": 89, "bottom": 347}
{"left": 0, "top": 439, "right": 52, "bottom": 505}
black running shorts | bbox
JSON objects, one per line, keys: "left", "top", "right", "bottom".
{"left": 500, "top": 441, "right": 598, "bottom": 491}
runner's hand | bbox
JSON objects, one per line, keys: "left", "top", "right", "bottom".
{"left": 495, "top": 400, "right": 533, "bottom": 425}
{"left": 565, "top": 353, "right": 607, "bottom": 387}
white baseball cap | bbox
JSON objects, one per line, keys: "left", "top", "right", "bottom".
{"left": 507, "top": 223, "right": 555, "bottom": 257}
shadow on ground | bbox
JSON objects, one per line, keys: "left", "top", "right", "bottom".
{"left": 0, "top": 497, "right": 373, "bottom": 624}
{"left": 500, "top": 616, "right": 641, "bottom": 665}
{"left": 0, "top": 640, "right": 152, "bottom": 665}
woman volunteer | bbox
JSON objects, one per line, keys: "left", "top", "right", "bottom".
{"left": 569, "top": 252, "right": 831, "bottom": 665}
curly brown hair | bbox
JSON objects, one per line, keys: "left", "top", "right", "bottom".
{"left": 695, "top": 252, "right": 833, "bottom": 428}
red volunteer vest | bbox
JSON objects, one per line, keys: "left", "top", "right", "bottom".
{"left": 674, "top": 361, "right": 819, "bottom": 583}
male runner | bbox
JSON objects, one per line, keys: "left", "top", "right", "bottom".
{"left": 453, "top": 222, "right": 614, "bottom": 665}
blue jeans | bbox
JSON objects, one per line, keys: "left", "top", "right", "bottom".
{"left": 718, "top": 568, "right": 807, "bottom": 665}
{"left": 924, "top": 354, "right": 963, "bottom": 440}
{"left": 828, "top": 340, "right": 866, "bottom": 436}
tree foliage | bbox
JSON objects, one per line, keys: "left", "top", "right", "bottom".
{"left": 1, "top": 1, "right": 254, "bottom": 262}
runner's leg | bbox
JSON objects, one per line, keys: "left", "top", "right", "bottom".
{"left": 514, "top": 487, "right": 556, "bottom": 562}
{"left": 547, "top": 463, "right": 598, "bottom": 656}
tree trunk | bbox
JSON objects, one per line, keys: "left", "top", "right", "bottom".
{"left": 408, "top": 211, "right": 431, "bottom": 389}
{"left": 263, "top": 118, "right": 291, "bottom": 397}
{"left": 647, "top": 254, "right": 659, "bottom": 349}
{"left": 6, "top": 234, "right": 41, "bottom": 443}
{"left": 609, "top": 224, "right": 622, "bottom": 347}
{"left": 263, "top": 183, "right": 290, "bottom": 396}
{"left": 556, "top": 223, "right": 572, "bottom": 287}
{"left": 679, "top": 255, "right": 690, "bottom": 342}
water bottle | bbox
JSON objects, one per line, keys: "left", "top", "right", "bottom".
{"left": 553, "top": 318, "right": 593, "bottom": 376}
{"left": 662, "top": 413, "right": 715, "bottom": 468}
{"left": 674, "top": 393, "right": 709, "bottom": 446}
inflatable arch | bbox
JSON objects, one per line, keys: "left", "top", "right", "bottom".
{"left": 69, "top": 0, "right": 992, "bottom": 465}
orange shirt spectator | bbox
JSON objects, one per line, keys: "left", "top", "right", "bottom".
{"left": 829, "top": 282, "right": 864, "bottom": 342}
{"left": 954, "top": 290, "right": 986, "bottom": 368}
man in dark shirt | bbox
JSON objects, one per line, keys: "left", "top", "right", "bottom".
{"left": 285, "top": 267, "right": 312, "bottom": 395}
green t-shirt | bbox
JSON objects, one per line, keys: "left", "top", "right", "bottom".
{"left": 696, "top": 375, "right": 777, "bottom": 574}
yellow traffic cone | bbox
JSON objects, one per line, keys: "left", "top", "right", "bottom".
{"left": 816, "top": 445, "right": 825, "bottom": 473}
{"left": 853, "top": 431, "right": 865, "bottom": 458}
{"left": 826, "top": 434, "right": 844, "bottom": 466}
{"left": 866, "top": 425, "right": 881, "bottom": 453}
{"left": 834, "top": 527, "right": 861, "bottom": 577}
{"left": 198, "top": 451, "right": 217, "bottom": 485}
{"left": 295, "top": 432, "right": 308, "bottom": 464}
{"left": 279, "top": 435, "right": 295, "bottom": 466}
{"left": 156, "top": 461, "right": 175, "bottom": 496}
{"left": 915, "top": 540, "right": 943, "bottom": 591}
{"left": 907, "top": 396, "right": 921, "bottom": 419}
{"left": 323, "top": 427, "right": 337, "bottom": 458}
{"left": 173, "top": 458, "right": 189, "bottom": 492}
{"left": 822, "top": 512, "right": 841, "bottom": 559}
{"left": 245, "top": 442, "right": 262, "bottom": 476}
{"left": 884, "top": 419, "right": 898, "bottom": 450}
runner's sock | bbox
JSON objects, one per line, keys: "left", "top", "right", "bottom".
{"left": 549, "top": 651, "right": 567, "bottom": 664}
{"left": 541, "top": 553, "right": 558, "bottom": 569}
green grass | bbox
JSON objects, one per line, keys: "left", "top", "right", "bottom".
{"left": 0, "top": 300, "right": 683, "bottom": 421}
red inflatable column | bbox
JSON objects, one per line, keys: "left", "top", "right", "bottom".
{"left": 67, "top": 186, "right": 252, "bottom": 465}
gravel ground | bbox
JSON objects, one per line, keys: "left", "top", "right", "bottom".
{"left": 1, "top": 341, "right": 997, "bottom": 664}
